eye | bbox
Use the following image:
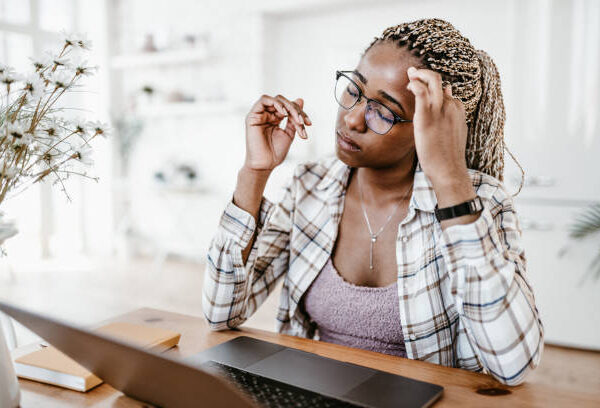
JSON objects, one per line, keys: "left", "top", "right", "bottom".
{"left": 346, "top": 86, "right": 358, "bottom": 98}
{"left": 376, "top": 110, "right": 394, "bottom": 124}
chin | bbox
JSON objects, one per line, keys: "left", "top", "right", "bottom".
{"left": 334, "top": 146, "right": 361, "bottom": 168}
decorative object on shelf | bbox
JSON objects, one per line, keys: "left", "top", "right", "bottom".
{"left": 141, "top": 33, "right": 158, "bottom": 53}
{"left": 0, "top": 31, "right": 109, "bottom": 407}
{"left": 166, "top": 90, "right": 195, "bottom": 104}
{"left": 113, "top": 116, "right": 143, "bottom": 178}
{"left": 153, "top": 160, "right": 202, "bottom": 189}
{"left": 560, "top": 203, "right": 600, "bottom": 282}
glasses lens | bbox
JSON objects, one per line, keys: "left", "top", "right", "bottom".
{"left": 335, "top": 74, "right": 359, "bottom": 109}
{"left": 365, "top": 100, "right": 395, "bottom": 134}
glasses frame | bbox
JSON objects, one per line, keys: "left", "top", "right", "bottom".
{"left": 335, "top": 70, "right": 412, "bottom": 135}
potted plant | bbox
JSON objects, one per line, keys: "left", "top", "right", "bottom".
{"left": 567, "top": 203, "right": 600, "bottom": 282}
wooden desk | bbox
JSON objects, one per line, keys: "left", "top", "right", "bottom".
{"left": 16, "top": 308, "right": 597, "bottom": 407}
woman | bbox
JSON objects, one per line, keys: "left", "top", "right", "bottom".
{"left": 202, "top": 18, "right": 544, "bottom": 386}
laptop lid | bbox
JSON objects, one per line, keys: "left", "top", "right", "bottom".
{"left": 0, "top": 301, "right": 255, "bottom": 408}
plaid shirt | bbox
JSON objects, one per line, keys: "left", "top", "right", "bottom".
{"left": 202, "top": 156, "right": 544, "bottom": 386}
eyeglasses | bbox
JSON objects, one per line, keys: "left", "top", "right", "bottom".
{"left": 335, "top": 70, "right": 412, "bottom": 135}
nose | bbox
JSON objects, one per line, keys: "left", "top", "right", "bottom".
{"left": 343, "top": 99, "right": 368, "bottom": 133}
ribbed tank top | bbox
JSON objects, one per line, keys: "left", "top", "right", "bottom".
{"left": 303, "top": 258, "right": 407, "bottom": 357}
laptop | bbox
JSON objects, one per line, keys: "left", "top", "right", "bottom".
{"left": 0, "top": 301, "right": 443, "bottom": 407}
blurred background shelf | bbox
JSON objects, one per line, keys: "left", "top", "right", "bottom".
{"left": 110, "top": 49, "right": 215, "bottom": 69}
{"left": 135, "top": 102, "right": 245, "bottom": 118}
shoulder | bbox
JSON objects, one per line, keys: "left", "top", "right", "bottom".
{"left": 290, "top": 155, "right": 347, "bottom": 190}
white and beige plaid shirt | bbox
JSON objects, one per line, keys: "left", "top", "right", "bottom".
{"left": 202, "top": 155, "right": 544, "bottom": 386}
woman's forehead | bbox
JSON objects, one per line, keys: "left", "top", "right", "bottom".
{"left": 356, "top": 42, "right": 420, "bottom": 89}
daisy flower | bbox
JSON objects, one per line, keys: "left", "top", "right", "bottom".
{"left": 41, "top": 119, "right": 64, "bottom": 138}
{"left": 0, "top": 66, "right": 20, "bottom": 86}
{"left": 43, "top": 51, "right": 70, "bottom": 68}
{"left": 87, "top": 120, "right": 110, "bottom": 137}
{"left": 62, "top": 31, "right": 93, "bottom": 51}
{"left": 69, "top": 56, "right": 97, "bottom": 77}
{"left": 71, "top": 117, "right": 89, "bottom": 136}
{"left": 48, "top": 71, "right": 72, "bottom": 89}
{"left": 22, "top": 73, "right": 46, "bottom": 101}
{"left": 70, "top": 142, "right": 94, "bottom": 166}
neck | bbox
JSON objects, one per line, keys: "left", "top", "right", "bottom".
{"left": 356, "top": 154, "right": 417, "bottom": 206}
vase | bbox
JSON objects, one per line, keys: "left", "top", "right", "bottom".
{"left": 0, "top": 320, "right": 20, "bottom": 408}
{"left": 0, "top": 213, "right": 20, "bottom": 407}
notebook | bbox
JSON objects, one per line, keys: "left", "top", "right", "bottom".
{"left": 13, "top": 322, "right": 181, "bottom": 392}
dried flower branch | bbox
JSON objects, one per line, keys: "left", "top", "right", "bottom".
{"left": 0, "top": 31, "right": 109, "bottom": 209}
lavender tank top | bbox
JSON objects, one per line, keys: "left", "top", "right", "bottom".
{"left": 303, "top": 258, "right": 407, "bottom": 357}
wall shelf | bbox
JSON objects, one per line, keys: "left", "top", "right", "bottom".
{"left": 110, "top": 48, "right": 215, "bottom": 69}
{"left": 135, "top": 102, "right": 245, "bottom": 118}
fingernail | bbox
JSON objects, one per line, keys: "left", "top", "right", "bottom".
{"left": 407, "top": 66, "right": 416, "bottom": 74}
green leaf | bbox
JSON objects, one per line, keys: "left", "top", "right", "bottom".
{"left": 569, "top": 203, "right": 600, "bottom": 239}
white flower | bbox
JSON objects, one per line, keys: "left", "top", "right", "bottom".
{"left": 43, "top": 51, "right": 70, "bottom": 67}
{"left": 0, "top": 166, "right": 18, "bottom": 180}
{"left": 29, "top": 56, "right": 48, "bottom": 71}
{"left": 68, "top": 56, "right": 97, "bottom": 77}
{"left": 6, "top": 120, "right": 26, "bottom": 141}
{"left": 16, "top": 131, "right": 34, "bottom": 147}
{"left": 48, "top": 70, "right": 72, "bottom": 89}
{"left": 61, "top": 31, "right": 93, "bottom": 51}
{"left": 70, "top": 117, "right": 89, "bottom": 136}
{"left": 87, "top": 120, "right": 110, "bottom": 137}
{"left": 5, "top": 121, "right": 34, "bottom": 147}
{"left": 22, "top": 73, "right": 46, "bottom": 100}
{"left": 71, "top": 142, "right": 93, "bottom": 166}
{"left": 41, "top": 119, "right": 63, "bottom": 138}
{"left": 0, "top": 66, "right": 20, "bottom": 85}
{"left": 0, "top": 64, "right": 15, "bottom": 75}
{"left": 37, "top": 148, "right": 60, "bottom": 170}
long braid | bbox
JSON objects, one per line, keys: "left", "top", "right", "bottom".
{"left": 366, "top": 18, "right": 524, "bottom": 193}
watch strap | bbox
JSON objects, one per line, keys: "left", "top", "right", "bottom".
{"left": 434, "top": 196, "right": 483, "bottom": 221}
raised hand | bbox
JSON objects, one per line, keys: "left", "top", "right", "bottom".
{"left": 244, "top": 94, "right": 312, "bottom": 172}
{"left": 406, "top": 66, "right": 469, "bottom": 186}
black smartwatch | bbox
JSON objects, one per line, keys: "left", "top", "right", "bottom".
{"left": 434, "top": 196, "right": 483, "bottom": 221}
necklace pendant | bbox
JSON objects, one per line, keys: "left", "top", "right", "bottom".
{"left": 371, "top": 236, "right": 377, "bottom": 243}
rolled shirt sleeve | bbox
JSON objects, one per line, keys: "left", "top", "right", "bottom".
{"left": 438, "top": 185, "right": 544, "bottom": 386}
{"left": 202, "top": 173, "right": 295, "bottom": 331}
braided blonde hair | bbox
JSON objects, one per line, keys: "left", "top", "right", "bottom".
{"left": 366, "top": 18, "right": 523, "bottom": 193}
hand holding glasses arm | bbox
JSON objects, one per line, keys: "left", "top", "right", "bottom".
{"left": 235, "top": 94, "right": 312, "bottom": 264}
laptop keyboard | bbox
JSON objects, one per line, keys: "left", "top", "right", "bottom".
{"left": 203, "top": 360, "right": 364, "bottom": 408}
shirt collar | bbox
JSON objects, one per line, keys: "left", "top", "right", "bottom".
{"left": 315, "top": 157, "right": 437, "bottom": 213}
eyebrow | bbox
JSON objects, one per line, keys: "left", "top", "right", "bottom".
{"left": 351, "top": 70, "right": 407, "bottom": 116}
{"left": 378, "top": 90, "right": 406, "bottom": 116}
{"left": 351, "top": 70, "right": 368, "bottom": 84}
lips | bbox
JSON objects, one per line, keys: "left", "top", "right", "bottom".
{"left": 336, "top": 131, "right": 361, "bottom": 151}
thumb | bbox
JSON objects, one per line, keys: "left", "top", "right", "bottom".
{"left": 295, "top": 98, "right": 304, "bottom": 108}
